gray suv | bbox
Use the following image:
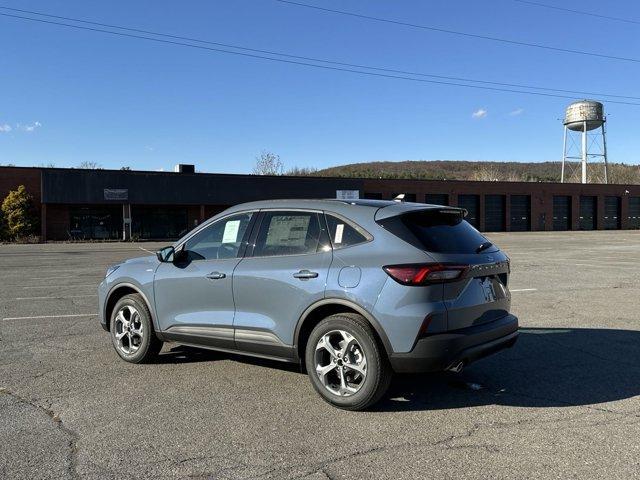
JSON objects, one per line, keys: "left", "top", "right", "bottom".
{"left": 98, "top": 199, "right": 518, "bottom": 410}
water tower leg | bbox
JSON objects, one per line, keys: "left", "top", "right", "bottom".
{"left": 581, "top": 120, "right": 587, "bottom": 184}
{"left": 561, "top": 126, "right": 567, "bottom": 183}
{"left": 602, "top": 122, "right": 608, "bottom": 184}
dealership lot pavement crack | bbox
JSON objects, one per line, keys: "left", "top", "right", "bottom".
{"left": 0, "top": 388, "right": 80, "bottom": 480}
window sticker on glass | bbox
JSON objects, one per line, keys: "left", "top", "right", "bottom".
{"left": 266, "top": 215, "right": 310, "bottom": 247}
{"left": 222, "top": 220, "right": 241, "bottom": 243}
{"left": 334, "top": 223, "right": 344, "bottom": 244}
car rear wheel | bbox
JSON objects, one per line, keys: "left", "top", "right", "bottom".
{"left": 110, "top": 294, "right": 162, "bottom": 363}
{"left": 305, "top": 313, "right": 392, "bottom": 410}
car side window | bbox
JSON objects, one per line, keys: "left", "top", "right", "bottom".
{"left": 252, "top": 211, "right": 329, "bottom": 257}
{"left": 325, "top": 213, "right": 370, "bottom": 249}
{"left": 184, "top": 212, "right": 253, "bottom": 260}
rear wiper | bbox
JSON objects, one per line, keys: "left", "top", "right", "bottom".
{"left": 476, "top": 241, "right": 493, "bottom": 253}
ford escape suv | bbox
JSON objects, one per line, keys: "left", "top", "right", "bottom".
{"left": 98, "top": 199, "right": 518, "bottom": 410}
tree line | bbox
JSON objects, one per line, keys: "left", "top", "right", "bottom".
{"left": 253, "top": 153, "right": 640, "bottom": 184}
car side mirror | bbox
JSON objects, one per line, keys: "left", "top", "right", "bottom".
{"left": 156, "top": 246, "right": 175, "bottom": 263}
{"left": 173, "top": 246, "right": 188, "bottom": 263}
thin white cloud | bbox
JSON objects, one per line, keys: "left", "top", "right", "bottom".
{"left": 0, "top": 124, "right": 12, "bottom": 133}
{"left": 472, "top": 108, "right": 488, "bottom": 119}
{"left": 18, "top": 121, "right": 42, "bottom": 132}
{"left": 509, "top": 108, "right": 524, "bottom": 116}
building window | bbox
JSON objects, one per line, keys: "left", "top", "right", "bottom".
{"left": 131, "top": 206, "right": 189, "bottom": 239}
{"left": 69, "top": 206, "right": 123, "bottom": 240}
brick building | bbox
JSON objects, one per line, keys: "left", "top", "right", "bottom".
{"left": 1, "top": 165, "right": 638, "bottom": 240}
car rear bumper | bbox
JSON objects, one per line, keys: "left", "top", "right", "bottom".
{"left": 388, "top": 314, "right": 518, "bottom": 373}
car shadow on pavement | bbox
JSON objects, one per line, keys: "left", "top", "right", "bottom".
{"left": 154, "top": 345, "right": 223, "bottom": 364}
{"left": 154, "top": 327, "right": 640, "bottom": 412}
{"left": 377, "top": 327, "right": 640, "bottom": 412}
{"left": 156, "top": 344, "right": 302, "bottom": 373}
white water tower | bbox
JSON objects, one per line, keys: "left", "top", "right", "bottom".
{"left": 561, "top": 100, "right": 608, "bottom": 184}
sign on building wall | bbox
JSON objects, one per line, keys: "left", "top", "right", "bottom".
{"left": 104, "top": 188, "right": 129, "bottom": 201}
{"left": 336, "top": 190, "right": 360, "bottom": 200}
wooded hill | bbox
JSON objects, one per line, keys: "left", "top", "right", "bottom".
{"left": 299, "top": 160, "right": 639, "bottom": 184}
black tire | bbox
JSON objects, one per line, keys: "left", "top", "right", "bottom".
{"left": 305, "top": 313, "right": 392, "bottom": 411}
{"left": 110, "top": 293, "right": 162, "bottom": 364}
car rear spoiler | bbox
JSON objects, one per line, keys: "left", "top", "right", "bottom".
{"left": 374, "top": 203, "right": 468, "bottom": 221}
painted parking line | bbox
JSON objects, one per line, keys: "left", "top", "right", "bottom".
{"left": 511, "top": 288, "right": 538, "bottom": 292}
{"left": 13, "top": 295, "right": 98, "bottom": 301}
{"left": 21, "top": 284, "right": 96, "bottom": 289}
{"left": 573, "top": 262, "right": 638, "bottom": 268}
{"left": 2, "top": 313, "right": 98, "bottom": 321}
{"left": 5, "top": 275, "right": 77, "bottom": 281}
{"left": 27, "top": 275, "right": 92, "bottom": 281}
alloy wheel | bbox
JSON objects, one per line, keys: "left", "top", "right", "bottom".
{"left": 113, "top": 305, "right": 143, "bottom": 355}
{"left": 314, "top": 329, "right": 367, "bottom": 397}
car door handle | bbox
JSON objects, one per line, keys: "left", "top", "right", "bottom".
{"left": 293, "top": 270, "right": 319, "bottom": 279}
{"left": 206, "top": 271, "right": 226, "bottom": 280}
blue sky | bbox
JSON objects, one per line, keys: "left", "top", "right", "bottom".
{"left": 1, "top": 0, "right": 639, "bottom": 173}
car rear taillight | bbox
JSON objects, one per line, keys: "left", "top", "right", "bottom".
{"left": 383, "top": 263, "right": 468, "bottom": 286}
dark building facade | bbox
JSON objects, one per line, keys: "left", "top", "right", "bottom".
{"left": 1, "top": 166, "right": 639, "bottom": 240}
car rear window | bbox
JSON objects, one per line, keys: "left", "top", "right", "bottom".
{"left": 378, "top": 209, "right": 496, "bottom": 254}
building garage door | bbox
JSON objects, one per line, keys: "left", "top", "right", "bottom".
{"left": 604, "top": 196, "right": 621, "bottom": 230}
{"left": 484, "top": 195, "right": 506, "bottom": 231}
{"left": 458, "top": 194, "right": 480, "bottom": 229}
{"left": 579, "top": 196, "right": 597, "bottom": 230}
{"left": 510, "top": 195, "right": 531, "bottom": 231}
{"left": 425, "top": 193, "right": 448, "bottom": 206}
{"left": 553, "top": 196, "right": 571, "bottom": 231}
{"left": 629, "top": 197, "right": 640, "bottom": 229}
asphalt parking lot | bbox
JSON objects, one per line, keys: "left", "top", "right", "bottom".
{"left": 1, "top": 231, "right": 639, "bottom": 479}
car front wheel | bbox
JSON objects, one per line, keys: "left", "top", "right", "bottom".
{"left": 305, "top": 313, "right": 392, "bottom": 410}
{"left": 110, "top": 293, "right": 162, "bottom": 363}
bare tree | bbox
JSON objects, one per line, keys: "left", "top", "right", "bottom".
{"left": 470, "top": 165, "right": 502, "bottom": 182}
{"left": 78, "top": 161, "right": 101, "bottom": 169}
{"left": 471, "top": 165, "right": 524, "bottom": 182}
{"left": 253, "top": 151, "right": 283, "bottom": 175}
{"left": 286, "top": 166, "right": 318, "bottom": 176}
{"left": 608, "top": 163, "right": 640, "bottom": 184}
